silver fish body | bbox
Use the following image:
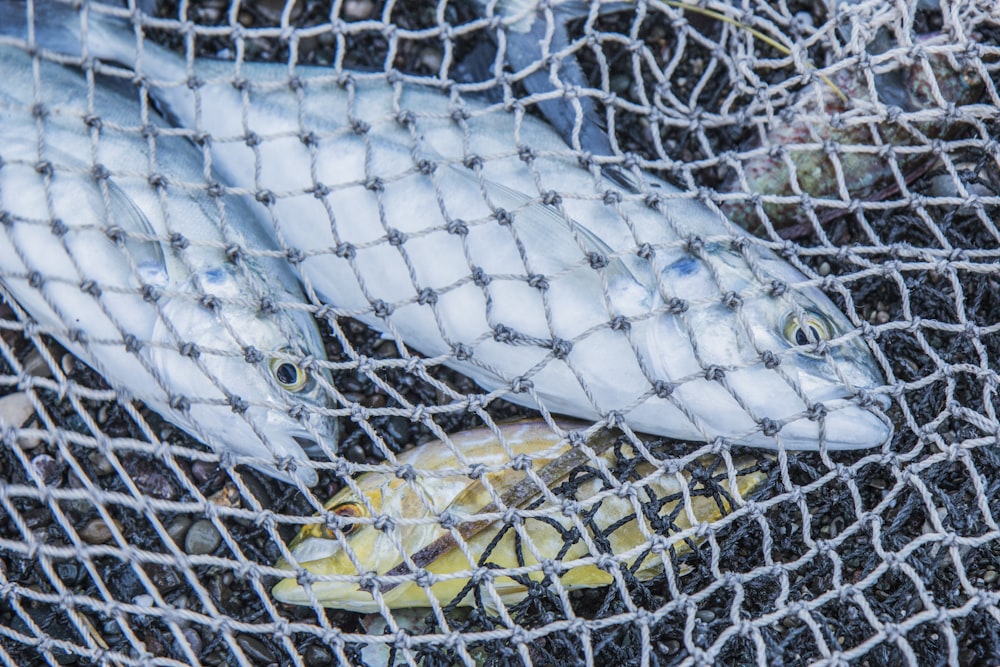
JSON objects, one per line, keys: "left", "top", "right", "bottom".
{"left": 0, "top": 43, "right": 338, "bottom": 485}
{"left": 6, "top": 1, "right": 892, "bottom": 451}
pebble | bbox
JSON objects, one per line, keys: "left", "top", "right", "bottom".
{"left": 304, "top": 644, "right": 334, "bottom": 666}
{"left": 60, "top": 354, "right": 78, "bottom": 376}
{"left": 383, "top": 416, "right": 410, "bottom": 444}
{"left": 342, "top": 0, "right": 374, "bottom": 20}
{"left": 79, "top": 518, "right": 114, "bottom": 545}
{"left": 180, "top": 628, "right": 203, "bottom": 657}
{"left": 236, "top": 635, "right": 276, "bottom": 664}
{"left": 419, "top": 47, "right": 443, "bottom": 72}
{"left": 131, "top": 468, "right": 178, "bottom": 501}
{"left": 695, "top": 609, "right": 716, "bottom": 623}
{"left": 133, "top": 594, "right": 154, "bottom": 609}
{"left": 241, "top": 475, "right": 272, "bottom": 511}
{"left": 985, "top": 570, "right": 997, "bottom": 584}
{"left": 87, "top": 451, "right": 115, "bottom": 476}
{"left": 55, "top": 561, "right": 83, "bottom": 586}
{"left": 344, "top": 444, "right": 368, "bottom": 464}
{"left": 167, "top": 517, "right": 193, "bottom": 546}
{"left": 0, "top": 393, "right": 35, "bottom": 429}
{"left": 190, "top": 460, "right": 219, "bottom": 486}
{"left": 207, "top": 483, "right": 241, "bottom": 509}
{"left": 31, "top": 454, "right": 64, "bottom": 485}
{"left": 657, "top": 640, "right": 680, "bottom": 655}
{"left": 184, "top": 519, "right": 221, "bottom": 555}
{"left": 818, "top": 261, "right": 831, "bottom": 276}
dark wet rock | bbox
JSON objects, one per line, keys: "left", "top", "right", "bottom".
{"left": 183, "top": 519, "right": 221, "bottom": 556}
{"left": 78, "top": 518, "right": 114, "bottom": 545}
{"left": 236, "top": 635, "right": 276, "bottom": 664}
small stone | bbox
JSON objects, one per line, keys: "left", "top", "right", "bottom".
{"left": 985, "top": 570, "right": 997, "bottom": 584}
{"left": 16, "top": 432, "right": 43, "bottom": 450}
{"left": 304, "top": 644, "right": 334, "bottom": 666}
{"left": 0, "top": 393, "right": 35, "bottom": 429}
{"left": 207, "top": 483, "right": 240, "bottom": 509}
{"left": 60, "top": 353, "right": 78, "bottom": 376}
{"left": 344, "top": 444, "right": 367, "bottom": 463}
{"left": 55, "top": 561, "right": 82, "bottom": 586}
{"left": 31, "top": 454, "right": 64, "bottom": 485}
{"left": 365, "top": 393, "right": 387, "bottom": 409}
{"left": 130, "top": 468, "right": 178, "bottom": 500}
{"left": 876, "top": 311, "right": 890, "bottom": 324}
{"left": 695, "top": 609, "right": 716, "bottom": 623}
{"left": 383, "top": 416, "right": 410, "bottom": 444}
{"left": 79, "top": 518, "right": 114, "bottom": 545}
{"left": 180, "top": 627, "right": 203, "bottom": 657}
{"left": 375, "top": 340, "right": 397, "bottom": 358}
{"left": 419, "top": 47, "right": 443, "bottom": 72}
{"left": 167, "top": 517, "right": 193, "bottom": 546}
{"left": 132, "top": 594, "right": 155, "bottom": 615}
{"left": 657, "top": 640, "right": 680, "bottom": 655}
{"left": 236, "top": 635, "right": 276, "bottom": 664}
{"left": 241, "top": 475, "right": 272, "bottom": 511}
{"left": 342, "top": 0, "right": 374, "bottom": 20}
{"left": 87, "top": 451, "right": 115, "bottom": 476}
{"left": 818, "top": 261, "right": 831, "bottom": 276}
{"left": 184, "top": 519, "right": 221, "bottom": 555}
{"left": 190, "top": 460, "right": 219, "bottom": 486}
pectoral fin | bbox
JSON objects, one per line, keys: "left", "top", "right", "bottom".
{"left": 105, "top": 179, "right": 169, "bottom": 288}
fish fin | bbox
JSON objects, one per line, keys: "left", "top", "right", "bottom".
{"left": 104, "top": 179, "right": 169, "bottom": 287}
{"left": 502, "top": 12, "right": 614, "bottom": 155}
{"left": 451, "top": 39, "right": 505, "bottom": 105}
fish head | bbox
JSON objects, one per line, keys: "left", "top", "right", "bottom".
{"left": 272, "top": 474, "right": 437, "bottom": 611}
{"left": 154, "top": 263, "right": 339, "bottom": 484}
{"left": 651, "top": 241, "right": 891, "bottom": 450}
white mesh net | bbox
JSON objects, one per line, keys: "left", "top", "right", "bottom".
{"left": 0, "top": 0, "right": 999, "bottom": 665}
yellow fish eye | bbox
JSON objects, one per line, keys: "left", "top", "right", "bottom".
{"left": 324, "top": 501, "right": 364, "bottom": 538}
{"left": 270, "top": 357, "right": 308, "bottom": 391}
{"left": 783, "top": 312, "right": 832, "bottom": 348}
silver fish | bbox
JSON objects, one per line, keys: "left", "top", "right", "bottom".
{"left": 0, "top": 43, "right": 338, "bottom": 485}
{"left": 4, "top": 1, "right": 892, "bottom": 452}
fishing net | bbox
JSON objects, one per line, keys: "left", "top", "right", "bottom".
{"left": 1, "top": 0, "right": 999, "bottom": 665}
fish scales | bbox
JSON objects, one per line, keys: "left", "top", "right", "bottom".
{"left": 271, "top": 420, "right": 770, "bottom": 612}
{"left": 1, "top": 1, "right": 892, "bottom": 452}
{"left": 0, "top": 42, "right": 338, "bottom": 485}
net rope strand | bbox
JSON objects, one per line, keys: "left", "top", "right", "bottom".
{"left": 0, "top": 1, "right": 999, "bottom": 666}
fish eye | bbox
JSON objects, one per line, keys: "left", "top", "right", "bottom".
{"left": 325, "top": 502, "right": 363, "bottom": 537}
{"left": 783, "top": 311, "right": 832, "bottom": 348}
{"left": 270, "top": 358, "right": 308, "bottom": 391}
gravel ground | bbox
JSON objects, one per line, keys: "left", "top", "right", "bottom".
{"left": 1, "top": 1, "right": 999, "bottom": 665}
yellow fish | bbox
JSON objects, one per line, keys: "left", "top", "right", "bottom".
{"left": 272, "top": 421, "right": 767, "bottom": 612}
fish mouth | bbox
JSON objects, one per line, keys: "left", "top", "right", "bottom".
{"left": 776, "top": 399, "right": 893, "bottom": 451}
